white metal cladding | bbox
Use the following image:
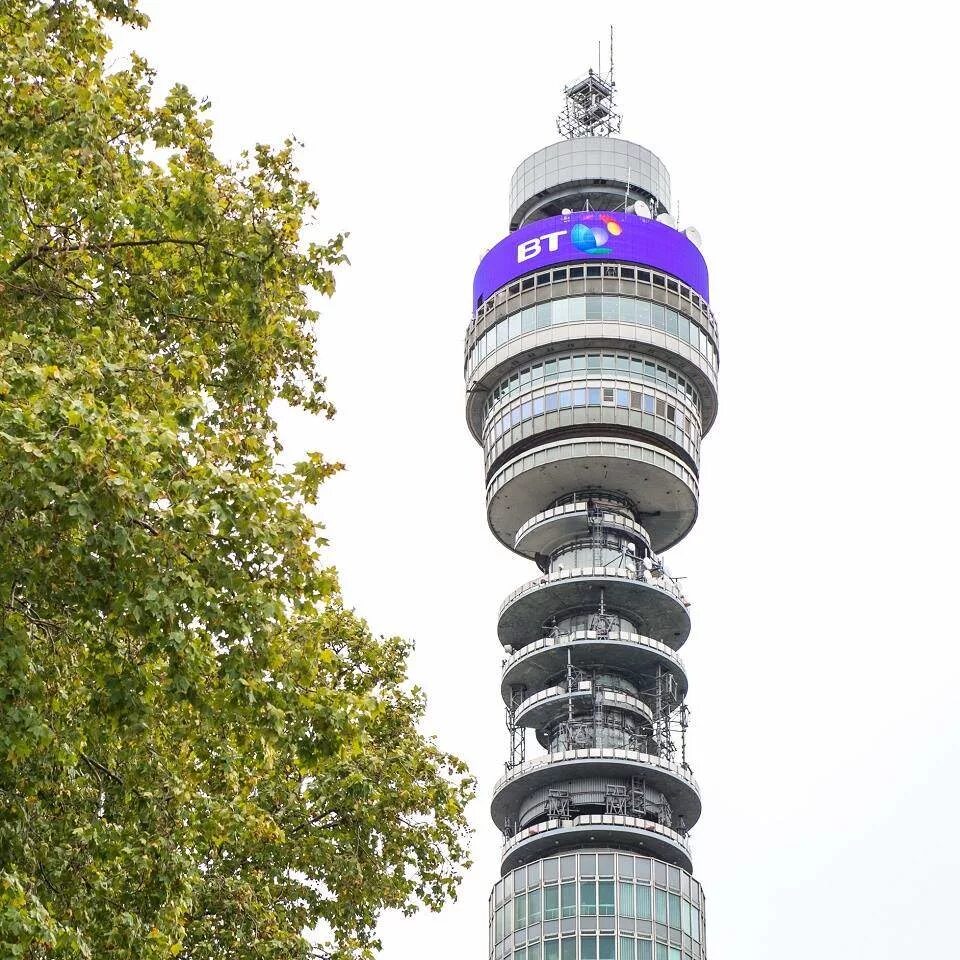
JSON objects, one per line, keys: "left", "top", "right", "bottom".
{"left": 509, "top": 138, "right": 672, "bottom": 228}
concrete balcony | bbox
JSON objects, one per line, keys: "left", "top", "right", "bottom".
{"left": 486, "top": 436, "right": 698, "bottom": 554}
{"left": 501, "top": 813, "right": 693, "bottom": 874}
{"left": 514, "top": 502, "right": 652, "bottom": 559}
{"left": 490, "top": 747, "right": 701, "bottom": 834}
{"left": 501, "top": 631, "right": 687, "bottom": 706}
{"left": 515, "top": 683, "right": 655, "bottom": 733}
{"left": 498, "top": 566, "right": 690, "bottom": 650}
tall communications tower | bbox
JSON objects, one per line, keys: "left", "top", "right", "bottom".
{"left": 465, "top": 61, "right": 719, "bottom": 960}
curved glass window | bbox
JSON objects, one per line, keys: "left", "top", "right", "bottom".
{"left": 466, "top": 295, "right": 718, "bottom": 377}
{"left": 484, "top": 351, "right": 701, "bottom": 418}
{"left": 482, "top": 375, "right": 701, "bottom": 469}
{"left": 490, "top": 853, "right": 707, "bottom": 960}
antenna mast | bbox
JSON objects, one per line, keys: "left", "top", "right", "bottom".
{"left": 556, "top": 27, "right": 622, "bottom": 139}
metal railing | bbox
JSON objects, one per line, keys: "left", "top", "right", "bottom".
{"left": 502, "top": 629, "right": 685, "bottom": 676}
{"left": 499, "top": 565, "right": 689, "bottom": 619}
{"left": 501, "top": 814, "right": 691, "bottom": 856}
{"left": 492, "top": 746, "right": 700, "bottom": 798}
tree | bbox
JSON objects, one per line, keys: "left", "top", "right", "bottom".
{"left": 0, "top": 2, "right": 473, "bottom": 958}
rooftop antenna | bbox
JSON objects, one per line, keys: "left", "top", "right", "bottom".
{"left": 556, "top": 26, "right": 622, "bottom": 139}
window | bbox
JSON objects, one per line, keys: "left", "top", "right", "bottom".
{"left": 580, "top": 854, "right": 597, "bottom": 877}
{"left": 603, "top": 387, "right": 615, "bottom": 403}
{"left": 638, "top": 940, "right": 653, "bottom": 960}
{"left": 515, "top": 893, "right": 526, "bottom": 929}
{"left": 580, "top": 936, "right": 598, "bottom": 960}
{"left": 668, "top": 894, "right": 681, "bottom": 930}
{"left": 561, "top": 881, "right": 576, "bottom": 918}
{"left": 619, "top": 881, "right": 635, "bottom": 918}
{"left": 599, "top": 936, "right": 615, "bottom": 960}
{"left": 655, "top": 889, "right": 668, "bottom": 924}
{"left": 598, "top": 881, "right": 615, "bottom": 916}
{"left": 580, "top": 881, "right": 597, "bottom": 916}
{"left": 528, "top": 944, "right": 541, "bottom": 960}
{"left": 514, "top": 949, "right": 527, "bottom": 960}
{"left": 528, "top": 888, "right": 542, "bottom": 925}
{"left": 561, "top": 937, "right": 576, "bottom": 960}
{"left": 620, "top": 937, "right": 636, "bottom": 960}
{"left": 636, "top": 884, "right": 652, "bottom": 920}
{"left": 544, "top": 885, "right": 559, "bottom": 920}
{"left": 544, "top": 941, "right": 559, "bottom": 960}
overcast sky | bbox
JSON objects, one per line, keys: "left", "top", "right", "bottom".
{"left": 115, "top": 3, "right": 959, "bottom": 957}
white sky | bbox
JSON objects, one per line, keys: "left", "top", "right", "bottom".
{"left": 115, "top": 2, "right": 959, "bottom": 957}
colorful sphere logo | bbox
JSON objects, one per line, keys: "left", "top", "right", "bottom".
{"left": 570, "top": 214, "right": 622, "bottom": 255}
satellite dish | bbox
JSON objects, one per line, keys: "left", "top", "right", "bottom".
{"left": 632, "top": 199, "right": 651, "bottom": 218}
{"left": 561, "top": 208, "right": 573, "bottom": 215}
{"left": 684, "top": 226, "right": 703, "bottom": 247}
{"left": 656, "top": 213, "right": 676, "bottom": 228}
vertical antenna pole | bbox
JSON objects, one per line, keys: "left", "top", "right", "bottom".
{"left": 610, "top": 25, "right": 615, "bottom": 84}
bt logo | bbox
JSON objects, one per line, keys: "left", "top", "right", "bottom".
{"left": 516, "top": 215, "right": 622, "bottom": 264}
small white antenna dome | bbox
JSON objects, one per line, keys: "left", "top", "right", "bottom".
{"left": 656, "top": 213, "right": 676, "bottom": 228}
{"left": 684, "top": 226, "right": 703, "bottom": 247}
{"left": 561, "top": 208, "right": 573, "bottom": 215}
{"left": 632, "top": 199, "right": 651, "bottom": 218}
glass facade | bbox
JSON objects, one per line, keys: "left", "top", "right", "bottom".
{"left": 489, "top": 854, "right": 705, "bottom": 960}
{"left": 466, "top": 294, "right": 718, "bottom": 379}
{"left": 481, "top": 367, "right": 702, "bottom": 471}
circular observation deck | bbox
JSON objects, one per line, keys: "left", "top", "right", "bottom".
{"left": 501, "top": 632, "right": 688, "bottom": 706}
{"left": 498, "top": 566, "right": 690, "bottom": 650}
{"left": 508, "top": 138, "right": 671, "bottom": 230}
{"left": 501, "top": 814, "right": 692, "bottom": 874}
{"left": 516, "top": 685, "right": 655, "bottom": 739}
{"left": 515, "top": 503, "right": 652, "bottom": 558}
{"left": 490, "top": 749, "right": 702, "bottom": 833}
{"left": 487, "top": 436, "right": 698, "bottom": 555}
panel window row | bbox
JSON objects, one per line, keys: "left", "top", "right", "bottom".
{"left": 484, "top": 382, "right": 699, "bottom": 452}
{"left": 475, "top": 262, "right": 711, "bottom": 327}
{"left": 510, "top": 937, "right": 689, "bottom": 960}
{"left": 484, "top": 353, "right": 701, "bottom": 418}
{"left": 495, "top": 855, "right": 701, "bottom": 904}
{"left": 466, "top": 296, "right": 718, "bottom": 376}
{"left": 494, "top": 880, "right": 700, "bottom": 944}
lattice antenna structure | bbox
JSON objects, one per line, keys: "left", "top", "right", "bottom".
{"left": 556, "top": 29, "right": 622, "bottom": 139}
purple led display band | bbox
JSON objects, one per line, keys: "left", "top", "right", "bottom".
{"left": 473, "top": 211, "right": 709, "bottom": 309}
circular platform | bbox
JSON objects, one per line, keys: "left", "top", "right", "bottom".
{"left": 498, "top": 568, "right": 690, "bottom": 650}
{"left": 487, "top": 436, "right": 698, "bottom": 554}
{"left": 514, "top": 503, "right": 652, "bottom": 558}
{"left": 501, "top": 634, "right": 688, "bottom": 707}
{"left": 501, "top": 814, "right": 692, "bottom": 874}
{"left": 491, "top": 749, "right": 702, "bottom": 833}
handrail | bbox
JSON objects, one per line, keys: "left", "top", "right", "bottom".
{"left": 502, "top": 630, "right": 685, "bottom": 678}
{"left": 492, "top": 747, "right": 700, "bottom": 797}
{"left": 515, "top": 684, "right": 655, "bottom": 725}
{"left": 514, "top": 503, "right": 653, "bottom": 551}
{"left": 499, "top": 565, "right": 689, "bottom": 619}
{"left": 501, "top": 813, "right": 691, "bottom": 856}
